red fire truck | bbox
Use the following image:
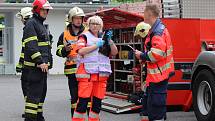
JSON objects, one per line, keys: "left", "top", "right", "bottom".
{"left": 86, "top": 8, "right": 215, "bottom": 120}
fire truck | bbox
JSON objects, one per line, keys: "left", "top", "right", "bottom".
{"left": 191, "top": 52, "right": 215, "bottom": 121}
{"left": 86, "top": 8, "right": 215, "bottom": 120}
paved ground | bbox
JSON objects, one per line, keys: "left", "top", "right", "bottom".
{"left": 0, "top": 75, "right": 197, "bottom": 121}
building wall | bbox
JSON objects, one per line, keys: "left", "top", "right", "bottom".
{"left": 46, "top": 10, "right": 67, "bottom": 74}
{"left": 182, "top": 0, "right": 215, "bottom": 19}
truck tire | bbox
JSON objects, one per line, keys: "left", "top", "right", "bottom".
{"left": 193, "top": 69, "right": 215, "bottom": 121}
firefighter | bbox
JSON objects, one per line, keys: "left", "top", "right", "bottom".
{"left": 22, "top": 0, "right": 53, "bottom": 121}
{"left": 72, "top": 16, "right": 118, "bottom": 121}
{"left": 15, "top": 7, "right": 33, "bottom": 118}
{"left": 134, "top": 4, "right": 174, "bottom": 121}
{"left": 56, "top": 7, "right": 91, "bottom": 118}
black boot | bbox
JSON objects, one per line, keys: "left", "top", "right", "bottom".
{"left": 71, "top": 108, "right": 75, "bottom": 117}
{"left": 22, "top": 113, "right": 26, "bottom": 118}
{"left": 24, "top": 117, "right": 37, "bottom": 121}
{"left": 37, "top": 113, "right": 45, "bottom": 121}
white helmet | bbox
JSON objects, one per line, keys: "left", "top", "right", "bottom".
{"left": 65, "top": 14, "right": 69, "bottom": 26}
{"left": 16, "top": 7, "right": 33, "bottom": 20}
{"left": 68, "top": 7, "right": 85, "bottom": 21}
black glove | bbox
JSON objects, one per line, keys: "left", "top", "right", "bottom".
{"left": 99, "top": 29, "right": 113, "bottom": 56}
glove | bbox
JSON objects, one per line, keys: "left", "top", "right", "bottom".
{"left": 105, "top": 30, "right": 113, "bottom": 41}
{"left": 96, "top": 39, "right": 105, "bottom": 47}
{"left": 102, "top": 30, "right": 113, "bottom": 46}
{"left": 16, "top": 63, "right": 23, "bottom": 73}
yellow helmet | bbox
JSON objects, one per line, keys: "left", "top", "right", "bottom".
{"left": 134, "top": 22, "right": 151, "bottom": 38}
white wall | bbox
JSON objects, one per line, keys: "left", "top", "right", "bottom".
{"left": 14, "top": 10, "right": 67, "bottom": 74}
{"left": 14, "top": 11, "right": 23, "bottom": 73}
{"left": 46, "top": 10, "right": 66, "bottom": 74}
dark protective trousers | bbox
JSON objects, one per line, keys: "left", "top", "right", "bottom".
{"left": 21, "top": 68, "right": 29, "bottom": 99}
{"left": 67, "top": 74, "right": 78, "bottom": 117}
{"left": 141, "top": 79, "right": 168, "bottom": 121}
{"left": 24, "top": 68, "right": 47, "bottom": 121}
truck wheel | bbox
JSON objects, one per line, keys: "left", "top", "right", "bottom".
{"left": 193, "top": 69, "right": 215, "bottom": 121}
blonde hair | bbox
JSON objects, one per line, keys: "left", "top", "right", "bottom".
{"left": 145, "top": 4, "right": 160, "bottom": 17}
{"left": 87, "top": 15, "right": 103, "bottom": 31}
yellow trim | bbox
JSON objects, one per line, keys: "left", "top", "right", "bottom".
{"left": 24, "top": 96, "right": 27, "bottom": 101}
{"left": 20, "top": 53, "right": 24, "bottom": 59}
{"left": 64, "top": 68, "right": 77, "bottom": 74}
{"left": 25, "top": 109, "right": 37, "bottom": 114}
{"left": 71, "top": 103, "right": 77, "bottom": 109}
{"left": 38, "top": 42, "right": 50, "bottom": 46}
{"left": 37, "top": 109, "right": 43, "bottom": 112}
{"left": 38, "top": 103, "right": 44, "bottom": 107}
{"left": 87, "top": 102, "right": 91, "bottom": 108}
{"left": 25, "top": 103, "right": 38, "bottom": 108}
{"left": 57, "top": 45, "right": 64, "bottom": 57}
{"left": 31, "top": 52, "right": 41, "bottom": 59}
{"left": 57, "top": 45, "right": 64, "bottom": 49}
{"left": 24, "top": 36, "right": 38, "bottom": 44}
{"left": 16, "top": 63, "right": 23, "bottom": 68}
{"left": 24, "top": 61, "right": 35, "bottom": 67}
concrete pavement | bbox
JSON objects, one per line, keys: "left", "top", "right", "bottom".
{"left": 0, "top": 75, "right": 197, "bottom": 121}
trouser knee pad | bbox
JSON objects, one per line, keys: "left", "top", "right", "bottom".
{"left": 91, "top": 96, "right": 102, "bottom": 114}
{"left": 76, "top": 98, "right": 90, "bottom": 113}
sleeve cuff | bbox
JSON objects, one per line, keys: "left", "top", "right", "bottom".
{"left": 61, "top": 47, "right": 70, "bottom": 57}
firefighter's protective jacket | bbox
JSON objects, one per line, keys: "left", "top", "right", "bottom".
{"left": 56, "top": 24, "right": 85, "bottom": 75}
{"left": 23, "top": 13, "right": 53, "bottom": 69}
{"left": 140, "top": 19, "right": 174, "bottom": 85}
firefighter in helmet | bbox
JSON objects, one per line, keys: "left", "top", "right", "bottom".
{"left": 134, "top": 4, "right": 174, "bottom": 121}
{"left": 15, "top": 7, "right": 33, "bottom": 118}
{"left": 72, "top": 15, "right": 118, "bottom": 121}
{"left": 22, "top": 0, "right": 53, "bottom": 121}
{"left": 56, "top": 6, "right": 90, "bottom": 118}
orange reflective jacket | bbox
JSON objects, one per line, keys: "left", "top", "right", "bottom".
{"left": 142, "top": 19, "right": 174, "bottom": 86}
{"left": 63, "top": 29, "right": 79, "bottom": 65}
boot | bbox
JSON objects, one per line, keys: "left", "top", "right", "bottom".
{"left": 140, "top": 116, "right": 149, "bottom": 121}
{"left": 72, "top": 111, "right": 87, "bottom": 121}
{"left": 24, "top": 117, "right": 37, "bottom": 121}
{"left": 88, "top": 117, "right": 99, "bottom": 121}
{"left": 22, "top": 113, "right": 26, "bottom": 118}
{"left": 71, "top": 108, "right": 75, "bottom": 117}
{"left": 37, "top": 112, "right": 45, "bottom": 121}
{"left": 88, "top": 111, "right": 99, "bottom": 121}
